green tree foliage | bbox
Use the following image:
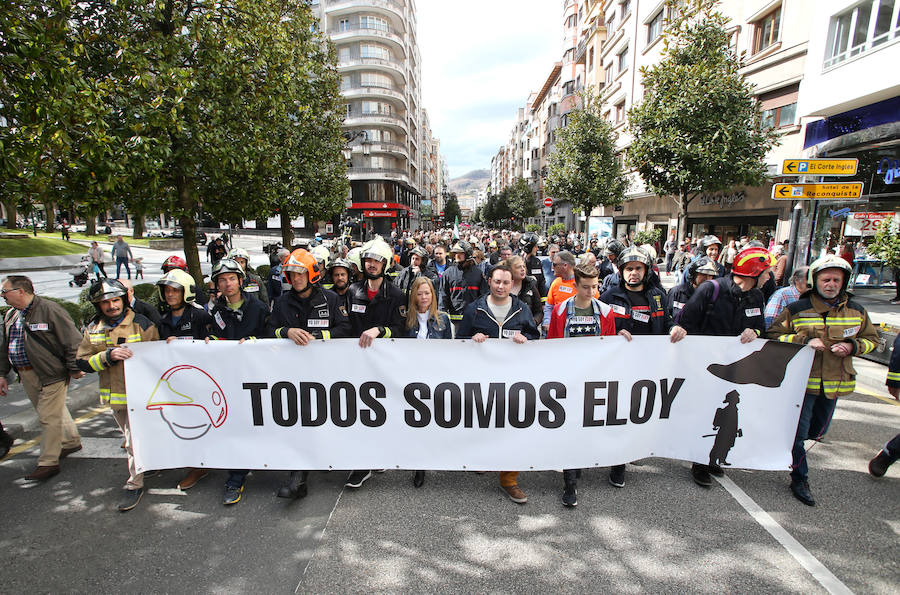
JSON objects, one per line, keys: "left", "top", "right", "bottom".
{"left": 507, "top": 177, "right": 537, "bottom": 221}
{"left": 869, "top": 216, "right": 900, "bottom": 269}
{"left": 443, "top": 193, "right": 462, "bottom": 225}
{"left": 525, "top": 223, "right": 541, "bottom": 233}
{"left": 480, "top": 193, "right": 512, "bottom": 227}
{"left": 545, "top": 92, "right": 628, "bottom": 215}
{"left": 627, "top": 0, "right": 777, "bottom": 241}
{"left": 634, "top": 227, "right": 662, "bottom": 245}
{"left": 548, "top": 223, "right": 567, "bottom": 237}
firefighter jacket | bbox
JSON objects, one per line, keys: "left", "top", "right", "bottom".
{"left": 678, "top": 276, "right": 766, "bottom": 337}
{"left": 524, "top": 254, "right": 547, "bottom": 298}
{"left": 268, "top": 285, "right": 351, "bottom": 340}
{"left": 888, "top": 334, "right": 899, "bottom": 389}
{"left": 347, "top": 278, "right": 406, "bottom": 339}
{"left": 76, "top": 309, "right": 159, "bottom": 410}
{"left": 157, "top": 303, "right": 214, "bottom": 340}
{"left": 439, "top": 263, "right": 487, "bottom": 321}
{"left": 208, "top": 293, "right": 269, "bottom": 340}
{"left": 599, "top": 282, "right": 672, "bottom": 336}
{"left": 665, "top": 281, "right": 695, "bottom": 324}
{"left": 767, "top": 291, "right": 879, "bottom": 398}
{"left": 456, "top": 295, "right": 540, "bottom": 340}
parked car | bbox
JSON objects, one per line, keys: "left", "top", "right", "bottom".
{"left": 172, "top": 227, "right": 207, "bottom": 245}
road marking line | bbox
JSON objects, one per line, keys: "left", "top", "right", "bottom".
{"left": 295, "top": 486, "right": 346, "bottom": 594}
{"left": 5, "top": 406, "right": 109, "bottom": 458}
{"left": 717, "top": 475, "right": 853, "bottom": 595}
{"left": 146, "top": 488, "right": 187, "bottom": 496}
{"left": 855, "top": 386, "right": 899, "bottom": 406}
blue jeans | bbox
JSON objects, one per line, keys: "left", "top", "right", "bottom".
{"left": 884, "top": 434, "right": 900, "bottom": 460}
{"left": 791, "top": 392, "right": 837, "bottom": 481}
{"left": 116, "top": 258, "right": 131, "bottom": 279}
{"left": 665, "top": 253, "right": 674, "bottom": 273}
{"left": 226, "top": 469, "right": 248, "bottom": 489}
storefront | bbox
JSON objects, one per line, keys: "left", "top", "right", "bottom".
{"left": 347, "top": 179, "right": 421, "bottom": 237}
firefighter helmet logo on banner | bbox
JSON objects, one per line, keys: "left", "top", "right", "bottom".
{"left": 146, "top": 365, "right": 228, "bottom": 440}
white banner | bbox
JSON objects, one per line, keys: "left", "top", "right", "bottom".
{"left": 125, "top": 337, "right": 813, "bottom": 473}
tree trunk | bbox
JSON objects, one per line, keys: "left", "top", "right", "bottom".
{"left": 676, "top": 193, "right": 688, "bottom": 243}
{"left": 177, "top": 177, "right": 203, "bottom": 287}
{"left": 44, "top": 201, "right": 56, "bottom": 232}
{"left": 3, "top": 198, "right": 17, "bottom": 230}
{"left": 85, "top": 213, "right": 97, "bottom": 236}
{"left": 133, "top": 213, "right": 145, "bottom": 239}
{"left": 280, "top": 212, "right": 294, "bottom": 247}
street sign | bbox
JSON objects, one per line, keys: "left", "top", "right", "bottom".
{"left": 771, "top": 182, "right": 864, "bottom": 200}
{"left": 543, "top": 198, "right": 553, "bottom": 207}
{"left": 781, "top": 158, "right": 858, "bottom": 176}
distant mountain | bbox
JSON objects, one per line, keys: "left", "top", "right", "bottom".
{"left": 449, "top": 169, "right": 490, "bottom": 194}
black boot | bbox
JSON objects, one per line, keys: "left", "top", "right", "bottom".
{"left": 0, "top": 422, "right": 14, "bottom": 459}
{"left": 277, "top": 471, "right": 309, "bottom": 499}
{"left": 413, "top": 470, "right": 425, "bottom": 488}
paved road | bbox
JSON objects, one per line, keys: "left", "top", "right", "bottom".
{"left": 1, "top": 388, "right": 898, "bottom": 593}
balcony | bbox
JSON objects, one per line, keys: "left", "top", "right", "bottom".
{"left": 575, "top": 22, "right": 599, "bottom": 63}
{"left": 347, "top": 166, "right": 411, "bottom": 186}
{"left": 329, "top": 25, "right": 405, "bottom": 53}
{"left": 325, "top": 0, "right": 405, "bottom": 23}
{"left": 346, "top": 140, "right": 409, "bottom": 161}
{"left": 339, "top": 57, "right": 406, "bottom": 81}
{"left": 341, "top": 85, "right": 407, "bottom": 106}
{"left": 343, "top": 113, "right": 408, "bottom": 134}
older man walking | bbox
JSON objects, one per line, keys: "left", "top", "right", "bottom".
{"left": 0, "top": 275, "right": 85, "bottom": 480}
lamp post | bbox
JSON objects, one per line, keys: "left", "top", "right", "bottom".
{"left": 342, "top": 131, "right": 371, "bottom": 241}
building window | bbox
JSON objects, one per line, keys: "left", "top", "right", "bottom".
{"left": 615, "top": 101, "right": 625, "bottom": 123}
{"left": 360, "top": 15, "right": 388, "bottom": 32}
{"left": 621, "top": 0, "right": 631, "bottom": 19}
{"left": 647, "top": 10, "right": 664, "bottom": 44}
{"left": 562, "top": 80, "right": 576, "bottom": 96}
{"left": 360, "top": 72, "right": 392, "bottom": 88}
{"left": 752, "top": 6, "right": 782, "bottom": 54}
{"left": 360, "top": 43, "right": 390, "bottom": 60}
{"left": 605, "top": 65, "right": 614, "bottom": 84}
{"left": 340, "top": 75, "right": 351, "bottom": 90}
{"left": 588, "top": 47, "right": 595, "bottom": 69}
{"left": 824, "top": 0, "right": 899, "bottom": 69}
{"left": 564, "top": 48, "right": 575, "bottom": 63}
{"left": 606, "top": 15, "right": 615, "bottom": 35}
{"left": 617, "top": 46, "right": 629, "bottom": 72}
{"left": 758, "top": 83, "right": 799, "bottom": 129}
{"left": 338, "top": 47, "right": 350, "bottom": 62}
{"left": 338, "top": 18, "right": 350, "bottom": 32}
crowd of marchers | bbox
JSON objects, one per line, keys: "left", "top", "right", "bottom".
{"left": 1, "top": 226, "right": 897, "bottom": 512}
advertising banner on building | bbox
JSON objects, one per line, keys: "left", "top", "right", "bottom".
{"left": 125, "top": 337, "right": 812, "bottom": 473}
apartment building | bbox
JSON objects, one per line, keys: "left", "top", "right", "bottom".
{"left": 312, "top": 0, "right": 439, "bottom": 234}
{"left": 796, "top": 0, "right": 899, "bottom": 270}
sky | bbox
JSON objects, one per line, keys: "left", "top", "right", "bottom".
{"left": 417, "top": 1, "right": 563, "bottom": 180}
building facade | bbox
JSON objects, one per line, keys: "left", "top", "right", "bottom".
{"left": 313, "top": 0, "right": 439, "bottom": 235}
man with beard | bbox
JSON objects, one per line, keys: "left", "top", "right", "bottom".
{"left": 326, "top": 258, "right": 354, "bottom": 315}
{"left": 440, "top": 241, "right": 487, "bottom": 334}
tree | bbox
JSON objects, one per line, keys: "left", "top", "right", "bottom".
{"left": 443, "top": 193, "right": 461, "bottom": 226}
{"left": 480, "top": 192, "right": 511, "bottom": 227}
{"left": 627, "top": 0, "right": 778, "bottom": 241}
{"left": 507, "top": 177, "right": 537, "bottom": 221}
{"left": 869, "top": 216, "right": 900, "bottom": 270}
{"left": 545, "top": 92, "right": 628, "bottom": 218}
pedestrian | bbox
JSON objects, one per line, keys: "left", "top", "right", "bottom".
{"left": 671, "top": 240, "right": 693, "bottom": 274}
{"left": 768, "top": 254, "right": 879, "bottom": 505}
{"left": 155, "top": 269, "right": 215, "bottom": 491}
{"left": 133, "top": 257, "right": 144, "bottom": 279}
{"left": 664, "top": 231, "right": 677, "bottom": 274}
{"left": 722, "top": 239, "right": 737, "bottom": 274}
{"left": 764, "top": 266, "right": 809, "bottom": 328}
{"left": 346, "top": 237, "right": 406, "bottom": 489}
{"left": 457, "top": 263, "right": 540, "bottom": 504}
{"left": 598, "top": 240, "right": 624, "bottom": 281}
{"left": 440, "top": 241, "right": 487, "bottom": 334}
{"left": 268, "top": 249, "right": 351, "bottom": 500}
{"left": 404, "top": 276, "right": 452, "bottom": 487}
{"left": 506, "top": 255, "right": 543, "bottom": 327}
{"left": 518, "top": 232, "right": 547, "bottom": 299}
{"left": 665, "top": 257, "right": 719, "bottom": 324}
{"left": 61, "top": 220, "right": 70, "bottom": 242}
{"left": 88, "top": 241, "right": 107, "bottom": 279}
{"left": 395, "top": 246, "right": 435, "bottom": 299}
{"left": 75, "top": 279, "right": 159, "bottom": 511}
{"left": 546, "top": 263, "right": 617, "bottom": 506}
{"left": 207, "top": 258, "right": 270, "bottom": 505}
{"left": 0, "top": 275, "right": 85, "bottom": 481}
{"left": 599, "top": 247, "right": 683, "bottom": 489}
{"left": 425, "top": 244, "right": 449, "bottom": 282}
{"left": 542, "top": 243, "right": 560, "bottom": 292}
{"left": 111, "top": 235, "right": 134, "bottom": 279}
{"left": 227, "top": 247, "right": 269, "bottom": 307}
{"left": 672, "top": 246, "right": 774, "bottom": 487}
{"left": 267, "top": 248, "right": 290, "bottom": 308}
{"left": 868, "top": 334, "right": 900, "bottom": 477}
{"left": 772, "top": 245, "right": 788, "bottom": 286}
{"left": 119, "top": 279, "right": 162, "bottom": 327}
{"left": 542, "top": 250, "right": 578, "bottom": 334}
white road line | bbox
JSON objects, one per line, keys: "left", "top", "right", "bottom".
{"left": 717, "top": 475, "right": 854, "bottom": 595}
{"left": 295, "top": 486, "right": 346, "bottom": 594}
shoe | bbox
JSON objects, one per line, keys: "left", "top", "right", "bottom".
{"left": 117, "top": 488, "right": 143, "bottom": 512}
{"left": 24, "top": 465, "right": 60, "bottom": 481}
{"left": 345, "top": 470, "right": 372, "bottom": 488}
{"left": 609, "top": 465, "right": 626, "bottom": 488}
{"left": 223, "top": 484, "right": 244, "bottom": 505}
{"left": 0, "top": 431, "right": 15, "bottom": 459}
{"left": 277, "top": 471, "right": 309, "bottom": 499}
{"left": 413, "top": 470, "right": 425, "bottom": 488}
{"left": 691, "top": 463, "right": 713, "bottom": 487}
{"left": 868, "top": 450, "right": 894, "bottom": 477}
{"left": 562, "top": 482, "right": 577, "bottom": 507}
{"left": 790, "top": 478, "right": 815, "bottom": 506}
{"left": 890, "top": 298, "right": 900, "bottom": 305}
{"left": 708, "top": 463, "right": 725, "bottom": 477}
{"left": 59, "top": 445, "right": 82, "bottom": 459}
{"left": 177, "top": 468, "right": 209, "bottom": 490}
{"left": 501, "top": 484, "right": 527, "bottom": 504}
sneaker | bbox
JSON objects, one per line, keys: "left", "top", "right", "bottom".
{"left": 117, "top": 488, "right": 143, "bottom": 512}
{"left": 691, "top": 463, "right": 713, "bottom": 487}
{"left": 277, "top": 471, "right": 309, "bottom": 499}
{"left": 562, "top": 482, "right": 577, "bottom": 507}
{"left": 345, "top": 470, "right": 372, "bottom": 488}
{"left": 868, "top": 450, "right": 894, "bottom": 477}
{"left": 501, "top": 484, "right": 528, "bottom": 504}
{"left": 708, "top": 463, "right": 725, "bottom": 477}
{"left": 609, "top": 465, "right": 626, "bottom": 488}
{"left": 890, "top": 298, "right": 900, "bottom": 305}
{"left": 223, "top": 484, "right": 244, "bottom": 505}
{"left": 177, "top": 468, "right": 209, "bottom": 490}
{"left": 790, "top": 478, "right": 815, "bottom": 506}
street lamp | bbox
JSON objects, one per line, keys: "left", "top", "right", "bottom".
{"left": 342, "top": 130, "right": 371, "bottom": 162}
